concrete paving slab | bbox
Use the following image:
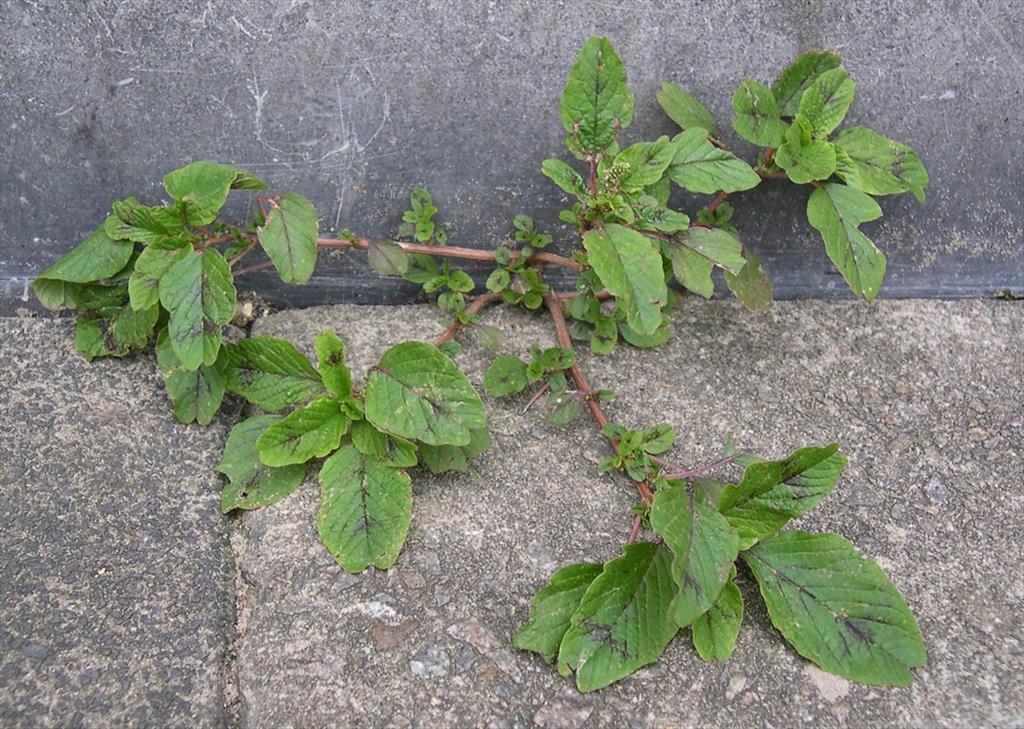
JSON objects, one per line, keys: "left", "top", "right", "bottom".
{"left": 0, "top": 318, "right": 237, "bottom": 727}
{"left": 235, "top": 300, "right": 1023, "bottom": 728}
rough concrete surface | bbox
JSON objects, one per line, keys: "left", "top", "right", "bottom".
{"left": 3, "top": 0, "right": 1023, "bottom": 311}
{"left": 234, "top": 300, "right": 1024, "bottom": 728}
{"left": 0, "top": 318, "right": 237, "bottom": 727}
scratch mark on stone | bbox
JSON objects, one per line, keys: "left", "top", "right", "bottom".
{"left": 230, "top": 15, "right": 258, "bottom": 41}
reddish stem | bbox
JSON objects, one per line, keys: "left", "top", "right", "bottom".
{"left": 627, "top": 514, "right": 642, "bottom": 544}
{"left": 234, "top": 260, "right": 275, "bottom": 277}
{"left": 432, "top": 291, "right": 503, "bottom": 347}
{"left": 522, "top": 381, "right": 550, "bottom": 414}
{"left": 316, "top": 237, "right": 581, "bottom": 272}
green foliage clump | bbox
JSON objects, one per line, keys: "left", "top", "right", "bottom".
{"left": 32, "top": 35, "right": 928, "bottom": 693}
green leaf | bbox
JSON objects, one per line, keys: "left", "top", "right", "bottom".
{"left": 618, "top": 316, "right": 670, "bottom": 348}
{"left": 315, "top": 330, "right": 353, "bottom": 399}
{"left": 155, "top": 328, "right": 227, "bottom": 425}
{"left": 560, "top": 36, "right": 633, "bottom": 156}
{"left": 732, "top": 79, "right": 786, "bottom": 148}
{"left": 615, "top": 137, "right": 678, "bottom": 191}
{"left": 670, "top": 246, "right": 715, "bottom": 299}
{"left": 256, "top": 397, "right": 351, "bottom": 467}
{"left": 724, "top": 253, "right": 774, "bottom": 311}
{"left": 798, "top": 67, "right": 856, "bottom": 136}
{"left": 744, "top": 530, "right": 925, "bottom": 685}
{"left": 367, "top": 240, "right": 410, "bottom": 277}
{"left": 641, "top": 424, "right": 675, "bottom": 454}
{"left": 158, "top": 249, "right": 237, "bottom": 370}
{"left": 31, "top": 278, "right": 81, "bottom": 310}
{"left": 74, "top": 298, "right": 159, "bottom": 361}
{"left": 224, "top": 336, "right": 326, "bottom": 411}
{"left": 317, "top": 444, "right": 412, "bottom": 572}
{"left": 691, "top": 566, "right": 743, "bottom": 662}
{"left": 37, "top": 220, "right": 135, "bottom": 284}
{"left": 218, "top": 415, "right": 307, "bottom": 512}
{"left": 418, "top": 427, "right": 491, "bottom": 474}
{"left": 128, "top": 238, "right": 191, "bottom": 311}
{"left": 833, "top": 127, "right": 929, "bottom": 202}
{"left": 257, "top": 192, "right": 319, "bottom": 284}
{"left": 720, "top": 445, "right": 843, "bottom": 549}
{"left": 513, "top": 563, "right": 603, "bottom": 662}
{"left": 679, "top": 227, "right": 746, "bottom": 274}
{"left": 162, "top": 161, "right": 241, "bottom": 226}
{"left": 772, "top": 50, "right": 842, "bottom": 117}
{"left": 483, "top": 355, "right": 529, "bottom": 397}
{"left": 230, "top": 168, "right": 267, "bottom": 190}
{"left": 775, "top": 117, "right": 837, "bottom": 184}
{"left": 583, "top": 224, "right": 667, "bottom": 336}
{"left": 107, "top": 198, "right": 185, "bottom": 244}
{"left": 806, "top": 183, "right": 885, "bottom": 299}
{"left": 650, "top": 480, "right": 740, "bottom": 628}
{"left": 557, "top": 543, "right": 677, "bottom": 692}
{"left": 667, "top": 128, "right": 760, "bottom": 194}
{"left": 656, "top": 82, "right": 717, "bottom": 133}
{"left": 364, "top": 341, "right": 487, "bottom": 447}
{"left": 350, "top": 420, "right": 418, "bottom": 468}
{"left": 447, "top": 270, "right": 475, "bottom": 293}
{"left": 542, "top": 158, "right": 588, "bottom": 197}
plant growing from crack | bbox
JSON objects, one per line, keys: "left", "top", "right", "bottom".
{"left": 32, "top": 37, "right": 929, "bottom": 692}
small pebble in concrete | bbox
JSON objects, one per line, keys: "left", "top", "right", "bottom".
{"left": 804, "top": 664, "right": 851, "bottom": 703}
{"left": 526, "top": 541, "right": 558, "bottom": 574}
{"left": 926, "top": 479, "right": 949, "bottom": 504}
{"left": 409, "top": 646, "right": 450, "bottom": 678}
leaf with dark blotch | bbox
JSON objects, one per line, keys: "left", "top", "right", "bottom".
{"left": 650, "top": 480, "right": 740, "bottom": 628}
{"left": 798, "top": 67, "right": 856, "bottom": 137}
{"left": 732, "top": 79, "right": 787, "bottom": 148}
{"left": 833, "top": 127, "right": 929, "bottom": 203}
{"left": 257, "top": 192, "right": 319, "bottom": 284}
{"left": 541, "top": 159, "right": 588, "bottom": 197}
{"left": 218, "top": 415, "right": 307, "bottom": 512}
{"left": 364, "top": 341, "right": 487, "bottom": 447}
{"left": 128, "top": 238, "right": 191, "bottom": 311}
{"left": 483, "top": 355, "right": 529, "bottom": 397}
{"left": 155, "top": 328, "right": 227, "bottom": 425}
{"left": 771, "top": 50, "right": 842, "bottom": 117}
{"left": 722, "top": 445, "right": 845, "bottom": 549}
{"left": 162, "top": 161, "right": 249, "bottom": 226}
{"left": 514, "top": 563, "right": 603, "bottom": 662}
{"left": 560, "top": 36, "right": 633, "bottom": 155}
{"left": 158, "top": 249, "right": 236, "bottom": 370}
{"left": 350, "top": 420, "right": 418, "bottom": 468}
{"left": 315, "top": 329, "right": 353, "bottom": 399}
{"left": 692, "top": 565, "right": 743, "bottom": 661}
{"left": 256, "top": 397, "right": 351, "bottom": 467}
{"left": 224, "top": 336, "right": 326, "bottom": 412}
{"left": 556, "top": 543, "right": 678, "bottom": 692}
{"left": 615, "top": 137, "right": 678, "bottom": 191}
{"left": 744, "top": 530, "right": 925, "bottom": 685}
{"left": 317, "top": 444, "right": 412, "bottom": 572}
{"left": 106, "top": 197, "right": 184, "bottom": 244}
{"left": 775, "top": 117, "right": 837, "bottom": 184}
